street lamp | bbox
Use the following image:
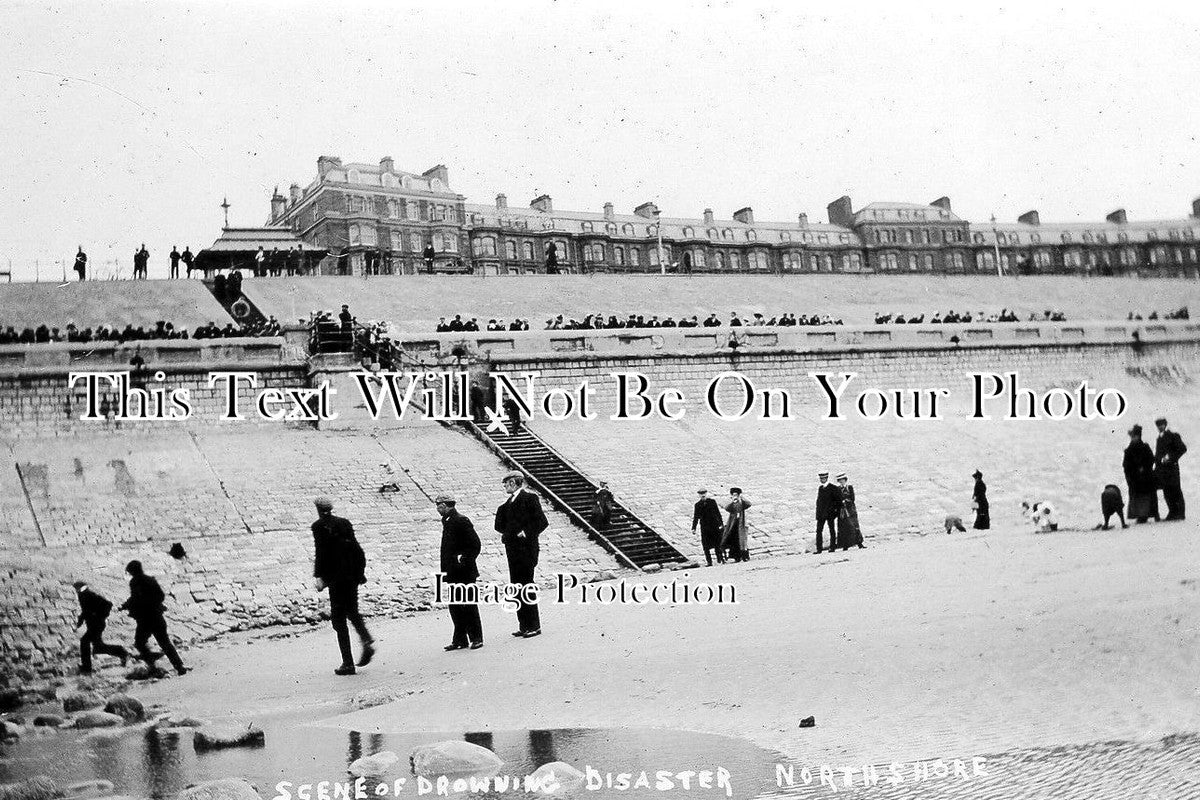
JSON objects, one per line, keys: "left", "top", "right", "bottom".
{"left": 990, "top": 215, "right": 1003, "bottom": 277}
{"left": 654, "top": 208, "right": 665, "bottom": 276}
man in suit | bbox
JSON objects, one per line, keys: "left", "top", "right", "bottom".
{"left": 73, "top": 247, "right": 87, "bottom": 281}
{"left": 119, "top": 560, "right": 188, "bottom": 676}
{"left": 1155, "top": 417, "right": 1188, "bottom": 520}
{"left": 815, "top": 471, "right": 841, "bottom": 554}
{"left": 169, "top": 246, "right": 181, "bottom": 279}
{"left": 312, "top": 497, "right": 375, "bottom": 675}
{"left": 436, "top": 494, "right": 483, "bottom": 651}
{"left": 494, "top": 472, "right": 548, "bottom": 637}
{"left": 74, "top": 580, "right": 128, "bottom": 674}
{"left": 692, "top": 488, "right": 726, "bottom": 565}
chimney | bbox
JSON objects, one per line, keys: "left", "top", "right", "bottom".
{"left": 703, "top": 208, "right": 714, "bottom": 225}
{"left": 270, "top": 186, "right": 286, "bottom": 222}
{"left": 733, "top": 207, "right": 754, "bottom": 225}
{"left": 603, "top": 202, "right": 614, "bottom": 220}
{"left": 317, "top": 155, "right": 341, "bottom": 179}
{"left": 1192, "top": 197, "right": 1200, "bottom": 218}
{"left": 826, "top": 196, "right": 854, "bottom": 227}
{"left": 379, "top": 156, "right": 394, "bottom": 173}
{"left": 634, "top": 201, "right": 659, "bottom": 219}
{"left": 1106, "top": 208, "right": 1127, "bottom": 224}
{"left": 931, "top": 196, "right": 952, "bottom": 212}
{"left": 495, "top": 193, "right": 508, "bottom": 210}
{"left": 798, "top": 213, "right": 809, "bottom": 226}
{"left": 289, "top": 183, "right": 301, "bottom": 205}
{"left": 530, "top": 194, "right": 553, "bottom": 213}
{"left": 422, "top": 164, "right": 449, "bottom": 186}
{"left": 1018, "top": 210, "right": 1040, "bottom": 225}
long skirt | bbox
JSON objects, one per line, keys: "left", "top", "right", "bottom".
{"left": 973, "top": 501, "right": 990, "bottom": 530}
{"left": 1127, "top": 488, "right": 1159, "bottom": 521}
{"left": 839, "top": 506, "right": 862, "bottom": 547}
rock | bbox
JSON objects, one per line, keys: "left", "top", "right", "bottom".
{"left": 0, "top": 777, "right": 59, "bottom": 800}
{"left": 641, "top": 564, "right": 662, "bottom": 574}
{"left": 529, "top": 762, "right": 584, "bottom": 793}
{"left": 348, "top": 751, "right": 399, "bottom": 777}
{"left": 103, "top": 695, "right": 145, "bottom": 723}
{"left": 589, "top": 571, "right": 617, "bottom": 583}
{"left": 33, "top": 714, "right": 66, "bottom": 727}
{"left": 124, "top": 666, "right": 163, "bottom": 682}
{"left": 62, "top": 691, "right": 105, "bottom": 713}
{"left": 0, "top": 688, "right": 20, "bottom": 712}
{"left": 153, "top": 713, "right": 206, "bottom": 729}
{"left": 177, "top": 780, "right": 262, "bottom": 800}
{"left": 74, "top": 711, "right": 125, "bottom": 729}
{"left": 61, "top": 779, "right": 115, "bottom": 800}
{"left": 193, "top": 723, "right": 265, "bottom": 751}
{"left": 1, "top": 720, "right": 23, "bottom": 740}
{"left": 410, "top": 741, "right": 503, "bottom": 777}
{"left": 350, "top": 687, "right": 402, "bottom": 710}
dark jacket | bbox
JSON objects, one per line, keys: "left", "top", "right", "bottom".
{"left": 494, "top": 489, "right": 548, "bottom": 551}
{"left": 1123, "top": 440, "right": 1156, "bottom": 493}
{"left": 121, "top": 574, "right": 166, "bottom": 621}
{"left": 440, "top": 509, "right": 481, "bottom": 583}
{"left": 77, "top": 588, "right": 113, "bottom": 627}
{"left": 692, "top": 497, "right": 724, "bottom": 536}
{"left": 816, "top": 482, "right": 842, "bottom": 520}
{"left": 1155, "top": 431, "right": 1188, "bottom": 477}
{"left": 312, "top": 513, "right": 367, "bottom": 586}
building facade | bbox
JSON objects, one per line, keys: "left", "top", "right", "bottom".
{"left": 269, "top": 155, "right": 1200, "bottom": 278}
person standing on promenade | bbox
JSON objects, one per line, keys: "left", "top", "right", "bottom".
{"left": 815, "top": 471, "right": 840, "bottom": 554}
{"left": 169, "top": 246, "right": 181, "bottom": 279}
{"left": 119, "top": 561, "right": 188, "bottom": 676}
{"left": 972, "top": 469, "right": 991, "bottom": 530}
{"left": 73, "top": 247, "right": 87, "bottom": 281}
{"left": 436, "top": 494, "right": 483, "bottom": 651}
{"left": 837, "top": 472, "right": 865, "bottom": 549}
{"left": 494, "top": 472, "right": 548, "bottom": 638}
{"left": 591, "top": 482, "right": 614, "bottom": 531}
{"left": 312, "top": 497, "right": 375, "bottom": 675}
{"left": 1123, "top": 424, "right": 1159, "bottom": 523}
{"left": 692, "top": 488, "right": 725, "bottom": 566}
{"left": 73, "top": 580, "right": 128, "bottom": 674}
{"left": 1154, "top": 418, "right": 1187, "bottom": 521}
{"left": 722, "top": 487, "right": 752, "bottom": 562}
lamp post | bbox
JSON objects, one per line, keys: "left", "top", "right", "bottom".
{"left": 655, "top": 209, "right": 665, "bottom": 275}
{"left": 221, "top": 197, "right": 231, "bottom": 229}
{"left": 990, "top": 215, "right": 1003, "bottom": 277}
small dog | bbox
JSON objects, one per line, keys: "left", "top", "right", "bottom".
{"left": 1099, "top": 484, "right": 1128, "bottom": 530}
{"left": 944, "top": 514, "right": 967, "bottom": 534}
{"left": 1021, "top": 501, "right": 1058, "bottom": 532}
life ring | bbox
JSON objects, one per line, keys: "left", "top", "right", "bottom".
{"left": 231, "top": 298, "right": 252, "bottom": 319}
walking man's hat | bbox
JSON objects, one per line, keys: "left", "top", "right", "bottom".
{"left": 314, "top": 497, "right": 333, "bottom": 511}
{"left": 697, "top": 488, "right": 708, "bottom": 495}
{"left": 1128, "top": 424, "right": 1142, "bottom": 436}
{"left": 434, "top": 494, "right": 456, "bottom": 506}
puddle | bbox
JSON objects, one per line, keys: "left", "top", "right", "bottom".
{"left": 0, "top": 725, "right": 786, "bottom": 800}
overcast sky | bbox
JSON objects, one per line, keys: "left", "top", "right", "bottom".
{"left": 1, "top": 0, "right": 1198, "bottom": 281}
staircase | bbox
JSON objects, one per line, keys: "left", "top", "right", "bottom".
{"left": 464, "top": 423, "right": 690, "bottom": 570}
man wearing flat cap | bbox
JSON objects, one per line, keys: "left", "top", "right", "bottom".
{"left": 436, "top": 494, "right": 483, "bottom": 651}
{"left": 494, "top": 471, "right": 548, "bottom": 637}
{"left": 73, "top": 579, "right": 128, "bottom": 674}
{"left": 1154, "top": 418, "right": 1188, "bottom": 520}
{"left": 312, "top": 497, "right": 375, "bottom": 675}
{"left": 815, "top": 472, "right": 841, "bottom": 554}
{"left": 691, "top": 489, "right": 725, "bottom": 566}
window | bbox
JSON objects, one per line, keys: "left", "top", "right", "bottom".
{"left": 1147, "top": 230, "right": 1159, "bottom": 241}
{"left": 1150, "top": 246, "right": 1168, "bottom": 266}
{"left": 522, "top": 242, "right": 533, "bottom": 260}
{"left": 630, "top": 249, "right": 640, "bottom": 267}
{"left": 879, "top": 253, "right": 897, "bottom": 270}
{"left": 1063, "top": 249, "right": 1082, "bottom": 268}
{"left": 649, "top": 248, "right": 660, "bottom": 266}
{"left": 746, "top": 229, "right": 758, "bottom": 242}
{"left": 614, "top": 246, "right": 625, "bottom": 266}
{"left": 349, "top": 223, "right": 361, "bottom": 245}
{"left": 387, "top": 200, "right": 399, "bottom": 219}
{"left": 949, "top": 252, "right": 965, "bottom": 270}
{"left": 779, "top": 231, "right": 790, "bottom": 242}
{"left": 708, "top": 228, "right": 719, "bottom": 240}
{"left": 505, "top": 241, "right": 517, "bottom": 260}
{"left": 1061, "top": 232, "right": 1073, "bottom": 244}
{"left": 682, "top": 226, "right": 695, "bottom": 238}
{"left": 1119, "top": 247, "right": 1137, "bottom": 266}
{"left": 347, "top": 169, "right": 361, "bottom": 183}
{"left": 728, "top": 251, "right": 741, "bottom": 270}
{"left": 473, "top": 236, "right": 496, "bottom": 257}
{"left": 922, "top": 254, "right": 933, "bottom": 270}
{"left": 1033, "top": 249, "right": 1051, "bottom": 269}
{"left": 905, "top": 230, "right": 916, "bottom": 244}
{"left": 921, "top": 229, "right": 932, "bottom": 244}
{"left": 1118, "top": 232, "right": 1129, "bottom": 243}
{"left": 749, "top": 251, "right": 768, "bottom": 270}
{"left": 908, "top": 254, "right": 918, "bottom": 271}
{"left": 809, "top": 254, "right": 820, "bottom": 271}
{"left": 410, "top": 233, "right": 421, "bottom": 253}
{"left": 786, "top": 251, "right": 802, "bottom": 270}
{"left": 821, "top": 254, "right": 834, "bottom": 272}
{"left": 839, "top": 234, "right": 850, "bottom": 244}
{"left": 817, "top": 234, "right": 829, "bottom": 244}
{"left": 849, "top": 252, "right": 862, "bottom": 270}
{"left": 714, "top": 251, "right": 726, "bottom": 270}
{"left": 973, "top": 233, "right": 985, "bottom": 244}
{"left": 622, "top": 223, "right": 635, "bottom": 236}
{"left": 647, "top": 224, "right": 659, "bottom": 237}
{"left": 692, "top": 249, "right": 706, "bottom": 268}
{"left": 722, "top": 229, "right": 733, "bottom": 240}
{"left": 441, "top": 233, "right": 456, "bottom": 252}
{"left": 977, "top": 252, "right": 996, "bottom": 271}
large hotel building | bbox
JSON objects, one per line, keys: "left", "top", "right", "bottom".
{"left": 266, "top": 155, "right": 1200, "bottom": 278}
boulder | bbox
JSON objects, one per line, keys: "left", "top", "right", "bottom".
{"left": 1, "top": 720, "right": 23, "bottom": 740}
{"left": 74, "top": 711, "right": 125, "bottom": 729}
{"left": 0, "top": 688, "right": 20, "bottom": 712}
{"left": 529, "top": 762, "right": 584, "bottom": 794}
{"left": 153, "top": 713, "right": 206, "bottom": 729}
{"left": 409, "top": 741, "right": 503, "bottom": 777}
{"left": 33, "top": 714, "right": 66, "bottom": 727}
{"left": 193, "top": 723, "right": 265, "bottom": 751}
{"left": 177, "top": 780, "right": 262, "bottom": 800}
{"left": 0, "top": 777, "right": 59, "bottom": 800}
{"left": 61, "top": 780, "right": 115, "bottom": 800}
{"left": 103, "top": 695, "right": 145, "bottom": 723}
{"left": 348, "top": 751, "right": 399, "bottom": 777}
{"left": 62, "top": 691, "right": 105, "bottom": 713}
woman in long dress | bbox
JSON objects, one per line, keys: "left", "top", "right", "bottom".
{"left": 836, "top": 473, "right": 865, "bottom": 548}
{"left": 972, "top": 470, "right": 990, "bottom": 530}
{"left": 1123, "top": 424, "right": 1160, "bottom": 523}
{"left": 722, "top": 488, "right": 752, "bottom": 562}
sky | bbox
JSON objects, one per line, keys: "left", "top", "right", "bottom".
{"left": 1, "top": 0, "right": 1198, "bottom": 281}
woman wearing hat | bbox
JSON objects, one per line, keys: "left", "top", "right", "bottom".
{"left": 836, "top": 473, "right": 864, "bottom": 549}
{"left": 972, "top": 470, "right": 990, "bottom": 530}
{"left": 721, "top": 488, "right": 752, "bottom": 562}
{"left": 1123, "top": 424, "right": 1159, "bottom": 523}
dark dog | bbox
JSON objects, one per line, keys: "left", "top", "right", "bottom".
{"left": 1099, "top": 484, "right": 1128, "bottom": 530}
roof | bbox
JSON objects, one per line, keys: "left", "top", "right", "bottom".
{"left": 200, "top": 227, "right": 318, "bottom": 254}
{"left": 853, "top": 202, "right": 963, "bottom": 224}
{"left": 968, "top": 218, "right": 1200, "bottom": 246}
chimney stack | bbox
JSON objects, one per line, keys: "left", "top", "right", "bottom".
{"left": 703, "top": 208, "right": 714, "bottom": 225}
{"left": 422, "top": 164, "right": 449, "bottom": 186}
{"left": 733, "top": 207, "right": 754, "bottom": 225}
{"left": 634, "top": 202, "right": 659, "bottom": 219}
{"left": 495, "top": 193, "right": 508, "bottom": 210}
{"left": 270, "top": 187, "right": 286, "bottom": 222}
{"left": 289, "top": 183, "right": 301, "bottom": 205}
{"left": 530, "top": 194, "right": 553, "bottom": 213}
{"left": 1192, "top": 198, "right": 1200, "bottom": 218}
{"left": 826, "top": 196, "right": 853, "bottom": 227}
{"left": 798, "top": 212, "right": 809, "bottom": 226}
{"left": 1106, "top": 209, "right": 1127, "bottom": 224}
{"left": 317, "top": 155, "right": 341, "bottom": 179}
{"left": 603, "top": 202, "right": 614, "bottom": 220}
{"left": 931, "top": 196, "right": 952, "bottom": 212}
{"left": 379, "top": 156, "right": 394, "bottom": 173}
{"left": 1018, "top": 210, "right": 1040, "bottom": 226}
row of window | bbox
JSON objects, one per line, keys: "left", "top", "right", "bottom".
{"left": 875, "top": 228, "right": 967, "bottom": 245}
{"left": 343, "top": 169, "right": 446, "bottom": 193}
{"left": 344, "top": 195, "right": 462, "bottom": 223}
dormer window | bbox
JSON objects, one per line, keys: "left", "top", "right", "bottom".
{"left": 722, "top": 229, "right": 733, "bottom": 240}
{"left": 581, "top": 221, "right": 593, "bottom": 232}
{"left": 708, "top": 228, "right": 719, "bottom": 240}
{"left": 682, "top": 226, "right": 695, "bottom": 237}
{"left": 746, "top": 229, "right": 757, "bottom": 242}
{"left": 347, "top": 169, "right": 361, "bottom": 183}
{"left": 622, "top": 223, "right": 635, "bottom": 236}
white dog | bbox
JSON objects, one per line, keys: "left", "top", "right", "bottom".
{"left": 1021, "top": 501, "right": 1058, "bottom": 532}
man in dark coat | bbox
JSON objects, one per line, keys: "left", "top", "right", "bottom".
{"left": 692, "top": 488, "right": 725, "bottom": 566}
{"left": 73, "top": 247, "right": 87, "bottom": 281}
{"left": 815, "top": 471, "right": 841, "bottom": 554}
{"left": 169, "top": 246, "right": 181, "bottom": 279}
{"left": 437, "top": 494, "right": 483, "bottom": 651}
{"left": 1124, "top": 424, "right": 1159, "bottom": 523}
{"left": 1154, "top": 418, "right": 1188, "bottom": 520}
{"left": 119, "top": 560, "right": 188, "bottom": 676}
{"left": 182, "top": 246, "right": 194, "bottom": 277}
{"left": 494, "top": 472, "right": 548, "bottom": 637}
{"left": 74, "top": 580, "right": 128, "bottom": 674}
{"left": 312, "top": 497, "right": 375, "bottom": 674}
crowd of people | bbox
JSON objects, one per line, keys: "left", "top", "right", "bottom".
{"left": 874, "top": 308, "right": 1067, "bottom": 324}
{"left": 433, "top": 311, "right": 845, "bottom": 332}
{"left": 1127, "top": 306, "right": 1190, "bottom": 321}
{"left": 0, "top": 317, "right": 283, "bottom": 345}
